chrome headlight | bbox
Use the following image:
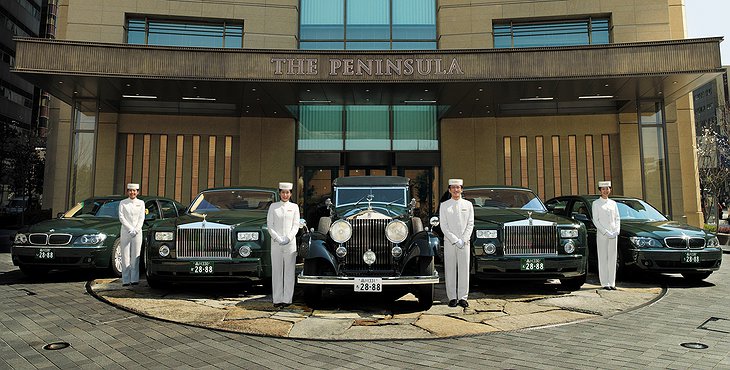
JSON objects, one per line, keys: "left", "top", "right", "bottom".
{"left": 385, "top": 220, "right": 408, "bottom": 244}
{"left": 483, "top": 243, "right": 496, "bottom": 255}
{"left": 564, "top": 240, "right": 576, "bottom": 253}
{"left": 155, "top": 231, "right": 174, "bottom": 241}
{"left": 560, "top": 229, "right": 579, "bottom": 238}
{"left": 335, "top": 246, "right": 347, "bottom": 258}
{"left": 330, "top": 220, "right": 352, "bottom": 244}
{"left": 238, "top": 245, "right": 252, "bottom": 257}
{"left": 630, "top": 236, "right": 662, "bottom": 248}
{"left": 707, "top": 236, "right": 720, "bottom": 247}
{"left": 158, "top": 245, "right": 170, "bottom": 257}
{"left": 14, "top": 233, "right": 27, "bottom": 244}
{"left": 391, "top": 245, "right": 403, "bottom": 258}
{"left": 237, "top": 232, "right": 259, "bottom": 241}
{"left": 363, "top": 250, "right": 376, "bottom": 265}
{"left": 476, "top": 230, "right": 498, "bottom": 239}
{"left": 78, "top": 233, "right": 107, "bottom": 245}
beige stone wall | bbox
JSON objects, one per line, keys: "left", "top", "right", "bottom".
{"left": 438, "top": 0, "right": 680, "bottom": 49}
{"left": 239, "top": 117, "right": 297, "bottom": 189}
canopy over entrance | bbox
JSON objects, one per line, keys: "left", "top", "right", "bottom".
{"left": 12, "top": 37, "right": 723, "bottom": 118}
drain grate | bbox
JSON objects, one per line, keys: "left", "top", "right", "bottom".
{"left": 680, "top": 342, "right": 708, "bottom": 349}
{"left": 698, "top": 317, "right": 730, "bottom": 334}
{"left": 43, "top": 342, "right": 70, "bottom": 350}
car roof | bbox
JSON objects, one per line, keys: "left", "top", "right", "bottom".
{"left": 82, "top": 195, "right": 181, "bottom": 203}
{"left": 197, "top": 186, "right": 277, "bottom": 193}
{"left": 333, "top": 176, "right": 410, "bottom": 187}
{"left": 549, "top": 195, "right": 640, "bottom": 202}
{"left": 463, "top": 185, "right": 534, "bottom": 191}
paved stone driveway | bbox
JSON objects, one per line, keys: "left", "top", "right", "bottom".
{"left": 2, "top": 251, "right": 730, "bottom": 369}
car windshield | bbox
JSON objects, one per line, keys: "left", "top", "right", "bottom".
{"left": 188, "top": 190, "right": 276, "bottom": 213}
{"left": 64, "top": 199, "right": 120, "bottom": 218}
{"left": 462, "top": 188, "right": 547, "bottom": 211}
{"left": 336, "top": 187, "right": 407, "bottom": 207}
{"left": 615, "top": 199, "right": 667, "bottom": 221}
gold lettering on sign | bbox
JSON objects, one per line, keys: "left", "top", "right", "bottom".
{"left": 272, "top": 57, "right": 464, "bottom": 77}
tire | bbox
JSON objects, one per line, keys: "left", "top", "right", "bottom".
{"left": 19, "top": 265, "right": 48, "bottom": 277}
{"left": 144, "top": 251, "right": 168, "bottom": 289}
{"left": 415, "top": 257, "right": 435, "bottom": 310}
{"left": 317, "top": 217, "right": 331, "bottom": 235}
{"left": 412, "top": 218, "right": 424, "bottom": 233}
{"left": 681, "top": 271, "right": 712, "bottom": 282}
{"left": 109, "top": 239, "right": 122, "bottom": 277}
{"left": 302, "top": 258, "right": 322, "bottom": 307}
{"left": 560, "top": 274, "right": 586, "bottom": 291}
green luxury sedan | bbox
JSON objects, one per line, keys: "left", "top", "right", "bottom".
{"left": 11, "top": 196, "right": 186, "bottom": 277}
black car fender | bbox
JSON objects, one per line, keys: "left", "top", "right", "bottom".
{"left": 405, "top": 231, "right": 439, "bottom": 258}
{"left": 303, "top": 238, "right": 338, "bottom": 269}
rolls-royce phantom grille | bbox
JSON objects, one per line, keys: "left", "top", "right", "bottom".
{"left": 664, "top": 237, "right": 705, "bottom": 249}
{"left": 503, "top": 225, "right": 558, "bottom": 255}
{"left": 345, "top": 219, "right": 393, "bottom": 272}
{"left": 29, "top": 233, "right": 73, "bottom": 246}
{"left": 176, "top": 228, "right": 232, "bottom": 259}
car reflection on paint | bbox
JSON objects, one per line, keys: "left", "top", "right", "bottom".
{"left": 545, "top": 195, "right": 722, "bottom": 282}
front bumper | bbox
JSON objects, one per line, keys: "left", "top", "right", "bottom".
{"left": 626, "top": 247, "right": 722, "bottom": 272}
{"left": 297, "top": 273, "right": 439, "bottom": 285}
{"left": 146, "top": 258, "right": 266, "bottom": 282}
{"left": 473, "top": 254, "right": 586, "bottom": 280}
{"left": 11, "top": 245, "right": 111, "bottom": 269}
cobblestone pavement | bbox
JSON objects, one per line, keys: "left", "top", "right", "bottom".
{"left": 2, "top": 250, "right": 729, "bottom": 369}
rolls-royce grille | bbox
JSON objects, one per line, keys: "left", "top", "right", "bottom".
{"left": 29, "top": 233, "right": 73, "bottom": 246}
{"left": 176, "top": 228, "right": 232, "bottom": 260}
{"left": 345, "top": 219, "right": 393, "bottom": 272}
{"left": 664, "top": 237, "right": 705, "bottom": 249}
{"left": 503, "top": 225, "right": 559, "bottom": 255}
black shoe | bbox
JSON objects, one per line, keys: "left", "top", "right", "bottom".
{"left": 131, "top": 282, "right": 139, "bottom": 286}
{"left": 458, "top": 299, "right": 469, "bottom": 308}
{"left": 610, "top": 286, "right": 617, "bottom": 290}
{"left": 448, "top": 299, "right": 458, "bottom": 307}
{"left": 273, "top": 303, "right": 283, "bottom": 308}
{"left": 282, "top": 303, "right": 291, "bottom": 308}
{"left": 603, "top": 286, "right": 611, "bottom": 290}
{"left": 122, "top": 283, "right": 130, "bottom": 287}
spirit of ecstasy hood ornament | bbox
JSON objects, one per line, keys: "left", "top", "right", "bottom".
{"left": 527, "top": 211, "right": 533, "bottom": 226}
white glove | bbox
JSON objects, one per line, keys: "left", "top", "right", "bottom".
{"left": 455, "top": 239, "right": 465, "bottom": 249}
{"left": 280, "top": 236, "right": 290, "bottom": 245}
{"left": 129, "top": 229, "right": 138, "bottom": 237}
{"left": 606, "top": 231, "right": 616, "bottom": 239}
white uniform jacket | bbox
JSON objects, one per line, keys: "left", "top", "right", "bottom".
{"left": 119, "top": 198, "right": 145, "bottom": 233}
{"left": 267, "top": 201, "right": 300, "bottom": 246}
{"left": 592, "top": 197, "right": 620, "bottom": 237}
{"left": 439, "top": 198, "right": 475, "bottom": 246}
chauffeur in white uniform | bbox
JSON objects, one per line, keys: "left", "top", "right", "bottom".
{"left": 267, "top": 182, "right": 300, "bottom": 308}
{"left": 439, "top": 178, "right": 474, "bottom": 308}
{"left": 592, "top": 180, "right": 620, "bottom": 290}
{"left": 118, "top": 183, "right": 145, "bottom": 286}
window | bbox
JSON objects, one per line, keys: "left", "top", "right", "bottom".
{"left": 159, "top": 200, "right": 179, "bottom": 218}
{"left": 300, "top": 0, "right": 436, "bottom": 50}
{"left": 126, "top": 17, "right": 243, "bottom": 48}
{"left": 494, "top": 17, "right": 610, "bottom": 48}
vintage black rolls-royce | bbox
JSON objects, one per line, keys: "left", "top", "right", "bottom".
{"left": 145, "top": 187, "right": 280, "bottom": 288}
{"left": 297, "top": 176, "right": 440, "bottom": 309}
{"left": 546, "top": 195, "right": 722, "bottom": 281}
{"left": 458, "top": 186, "right": 588, "bottom": 289}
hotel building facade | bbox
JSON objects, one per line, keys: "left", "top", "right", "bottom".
{"left": 11, "top": 0, "right": 723, "bottom": 227}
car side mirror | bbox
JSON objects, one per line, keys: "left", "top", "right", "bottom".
{"left": 429, "top": 216, "right": 439, "bottom": 227}
{"left": 299, "top": 218, "right": 307, "bottom": 229}
{"left": 571, "top": 212, "right": 590, "bottom": 222}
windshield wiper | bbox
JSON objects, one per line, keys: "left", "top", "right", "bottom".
{"left": 352, "top": 193, "right": 372, "bottom": 208}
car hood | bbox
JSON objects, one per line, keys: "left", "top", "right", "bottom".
{"left": 24, "top": 217, "right": 120, "bottom": 235}
{"left": 621, "top": 220, "right": 709, "bottom": 239}
{"left": 473, "top": 208, "right": 578, "bottom": 227}
{"left": 336, "top": 204, "right": 408, "bottom": 219}
{"left": 168, "top": 210, "right": 268, "bottom": 228}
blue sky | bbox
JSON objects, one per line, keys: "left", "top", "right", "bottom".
{"left": 685, "top": 0, "right": 730, "bottom": 64}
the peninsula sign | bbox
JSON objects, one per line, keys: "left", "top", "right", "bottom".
{"left": 270, "top": 57, "right": 464, "bottom": 77}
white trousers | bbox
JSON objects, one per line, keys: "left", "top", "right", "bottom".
{"left": 444, "top": 242, "right": 470, "bottom": 301}
{"left": 596, "top": 234, "right": 617, "bottom": 288}
{"left": 120, "top": 230, "right": 142, "bottom": 284}
{"left": 271, "top": 242, "right": 296, "bottom": 304}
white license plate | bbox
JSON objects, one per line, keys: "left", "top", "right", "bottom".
{"left": 682, "top": 252, "right": 700, "bottom": 264}
{"left": 190, "top": 261, "right": 214, "bottom": 274}
{"left": 36, "top": 248, "right": 54, "bottom": 259}
{"left": 354, "top": 277, "right": 382, "bottom": 292}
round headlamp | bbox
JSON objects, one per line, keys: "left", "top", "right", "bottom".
{"left": 483, "top": 243, "right": 497, "bottom": 255}
{"left": 363, "top": 250, "right": 376, "bottom": 265}
{"left": 564, "top": 240, "right": 575, "bottom": 254}
{"left": 238, "top": 245, "right": 252, "bottom": 257}
{"left": 385, "top": 220, "right": 408, "bottom": 244}
{"left": 329, "top": 220, "right": 352, "bottom": 244}
{"left": 158, "top": 245, "right": 170, "bottom": 257}
{"left": 335, "top": 246, "right": 347, "bottom": 258}
{"left": 391, "top": 245, "right": 403, "bottom": 258}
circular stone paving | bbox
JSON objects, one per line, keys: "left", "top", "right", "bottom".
{"left": 89, "top": 276, "right": 662, "bottom": 340}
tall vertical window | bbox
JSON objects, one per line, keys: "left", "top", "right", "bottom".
{"left": 535, "top": 136, "right": 545, "bottom": 200}
{"left": 69, "top": 100, "right": 97, "bottom": 206}
{"left": 568, "top": 135, "right": 578, "bottom": 195}
{"left": 602, "top": 134, "right": 611, "bottom": 181}
{"left": 494, "top": 17, "right": 610, "bottom": 48}
{"left": 585, "top": 135, "right": 595, "bottom": 193}
{"left": 504, "top": 137, "right": 512, "bottom": 186}
{"left": 127, "top": 17, "right": 243, "bottom": 48}
{"left": 300, "top": 0, "right": 436, "bottom": 50}
{"left": 639, "top": 101, "right": 670, "bottom": 215}
{"left": 552, "top": 136, "right": 561, "bottom": 197}
{"left": 519, "top": 136, "right": 528, "bottom": 187}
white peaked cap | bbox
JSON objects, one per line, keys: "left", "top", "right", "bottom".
{"left": 279, "top": 182, "right": 293, "bottom": 190}
{"left": 448, "top": 179, "right": 463, "bottom": 186}
{"left": 598, "top": 181, "right": 612, "bottom": 188}
{"left": 127, "top": 183, "right": 140, "bottom": 190}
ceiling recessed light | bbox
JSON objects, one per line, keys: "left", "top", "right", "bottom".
{"left": 520, "top": 96, "right": 554, "bottom": 101}
{"left": 424, "top": 89, "right": 429, "bottom": 92}
{"left": 479, "top": 88, "right": 483, "bottom": 92}
{"left": 538, "top": 86, "right": 542, "bottom": 90}
{"left": 182, "top": 96, "right": 216, "bottom": 101}
{"left": 125, "top": 83, "right": 131, "bottom": 87}
{"left": 365, "top": 89, "right": 370, "bottom": 92}
{"left": 58, "top": 81, "right": 63, "bottom": 84}
{"left": 306, "top": 89, "right": 311, "bottom": 92}
{"left": 252, "top": 88, "right": 256, "bottom": 92}
{"left": 193, "top": 86, "right": 197, "bottom": 89}
{"left": 578, "top": 95, "right": 614, "bottom": 100}
{"left": 475, "top": 98, "right": 479, "bottom": 101}
{"left": 122, "top": 94, "right": 157, "bottom": 99}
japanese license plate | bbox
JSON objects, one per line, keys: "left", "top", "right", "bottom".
{"left": 36, "top": 248, "right": 54, "bottom": 259}
{"left": 354, "top": 277, "right": 382, "bottom": 292}
{"left": 190, "top": 261, "right": 214, "bottom": 274}
{"left": 521, "top": 258, "right": 544, "bottom": 271}
{"left": 682, "top": 252, "right": 700, "bottom": 264}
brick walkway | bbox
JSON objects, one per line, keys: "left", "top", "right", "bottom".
{"left": 1, "top": 251, "right": 729, "bottom": 369}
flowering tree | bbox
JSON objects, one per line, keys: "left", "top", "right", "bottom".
{"left": 696, "top": 105, "right": 730, "bottom": 228}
